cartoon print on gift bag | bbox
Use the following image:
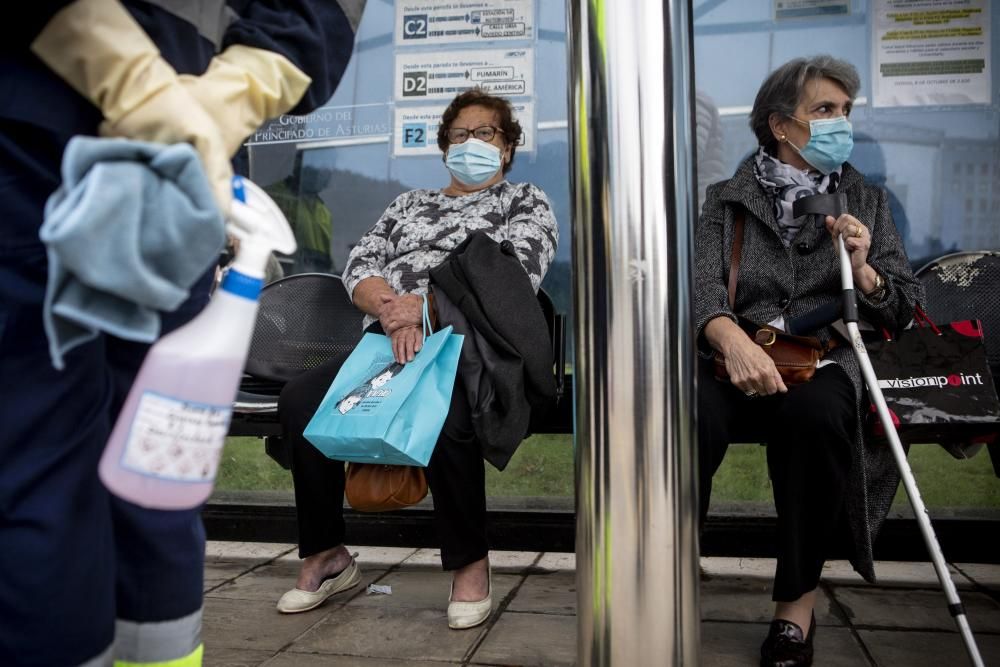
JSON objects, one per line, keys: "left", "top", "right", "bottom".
{"left": 370, "top": 362, "right": 405, "bottom": 388}
{"left": 336, "top": 361, "right": 405, "bottom": 414}
{"left": 336, "top": 388, "right": 367, "bottom": 415}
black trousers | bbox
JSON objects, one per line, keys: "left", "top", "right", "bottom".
{"left": 698, "top": 357, "right": 855, "bottom": 601}
{"left": 277, "top": 330, "right": 487, "bottom": 571}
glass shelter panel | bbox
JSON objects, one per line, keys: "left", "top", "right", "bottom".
{"left": 693, "top": 0, "right": 999, "bottom": 264}
{"left": 239, "top": 1, "right": 573, "bottom": 500}
{"left": 692, "top": 0, "right": 1000, "bottom": 515}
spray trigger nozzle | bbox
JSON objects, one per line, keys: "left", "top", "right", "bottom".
{"left": 232, "top": 176, "right": 247, "bottom": 204}
{"left": 226, "top": 175, "right": 296, "bottom": 256}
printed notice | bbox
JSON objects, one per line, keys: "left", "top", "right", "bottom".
{"left": 872, "top": 0, "right": 991, "bottom": 107}
{"left": 395, "top": 0, "right": 535, "bottom": 45}
{"left": 121, "top": 391, "right": 231, "bottom": 482}
{"left": 395, "top": 48, "right": 533, "bottom": 101}
{"left": 773, "top": 0, "right": 850, "bottom": 20}
{"left": 395, "top": 101, "right": 534, "bottom": 156}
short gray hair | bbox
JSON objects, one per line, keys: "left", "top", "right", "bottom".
{"left": 750, "top": 55, "right": 860, "bottom": 154}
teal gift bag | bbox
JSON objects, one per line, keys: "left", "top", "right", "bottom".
{"left": 303, "top": 297, "right": 463, "bottom": 466}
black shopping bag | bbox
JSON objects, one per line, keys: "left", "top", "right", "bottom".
{"left": 866, "top": 315, "right": 1000, "bottom": 447}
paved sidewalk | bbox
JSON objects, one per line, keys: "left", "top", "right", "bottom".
{"left": 203, "top": 542, "right": 1000, "bottom": 666}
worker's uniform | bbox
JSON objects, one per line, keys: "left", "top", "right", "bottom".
{"left": 0, "top": 2, "right": 360, "bottom": 664}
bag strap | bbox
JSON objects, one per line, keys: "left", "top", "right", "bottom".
{"left": 727, "top": 208, "right": 745, "bottom": 309}
{"left": 883, "top": 306, "right": 941, "bottom": 342}
{"left": 421, "top": 295, "right": 433, "bottom": 342}
{"left": 913, "top": 305, "right": 942, "bottom": 335}
{"left": 725, "top": 210, "right": 834, "bottom": 352}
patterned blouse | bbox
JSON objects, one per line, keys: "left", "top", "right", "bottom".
{"left": 343, "top": 180, "right": 559, "bottom": 328}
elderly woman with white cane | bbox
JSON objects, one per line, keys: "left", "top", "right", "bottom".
{"left": 694, "top": 55, "right": 926, "bottom": 666}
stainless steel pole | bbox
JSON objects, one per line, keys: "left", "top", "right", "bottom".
{"left": 567, "top": 0, "right": 699, "bottom": 664}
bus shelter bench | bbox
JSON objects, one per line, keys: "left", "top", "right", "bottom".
{"left": 228, "top": 281, "right": 572, "bottom": 468}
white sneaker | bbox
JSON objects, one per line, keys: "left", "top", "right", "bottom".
{"left": 447, "top": 568, "right": 493, "bottom": 630}
{"left": 276, "top": 559, "right": 362, "bottom": 614}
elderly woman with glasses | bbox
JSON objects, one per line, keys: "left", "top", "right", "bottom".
{"left": 695, "top": 56, "right": 922, "bottom": 666}
{"left": 274, "top": 89, "right": 558, "bottom": 629}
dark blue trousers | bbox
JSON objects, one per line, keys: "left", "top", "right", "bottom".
{"left": 0, "top": 119, "right": 211, "bottom": 666}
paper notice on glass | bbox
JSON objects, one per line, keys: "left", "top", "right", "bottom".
{"left": 872, "top": 0, "right": 991, "bottom": 107}
{"left": 773, "top": 0, "right": 850, "bottom": 21}
{"left": 395, "top": 48, "right": 533, "bottom": 101}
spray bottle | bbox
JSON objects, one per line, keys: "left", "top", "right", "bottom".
{"left": 99, "top": 176, "right": 296, "bottom": 510}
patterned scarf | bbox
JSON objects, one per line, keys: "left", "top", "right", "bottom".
{"left": 753, "top": 147, "right": 841, "bottom": 247}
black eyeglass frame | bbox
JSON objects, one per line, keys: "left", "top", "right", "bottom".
{"left": 446, "top": 125, "right": 506, "bottom": 144}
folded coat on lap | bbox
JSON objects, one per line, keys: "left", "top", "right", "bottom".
{"left": 430, "top": 232, "right": 556, "bottom": 470}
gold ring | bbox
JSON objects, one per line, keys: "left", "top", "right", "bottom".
{"left": 853, "top": 224, "right": 863, "bottom": 238}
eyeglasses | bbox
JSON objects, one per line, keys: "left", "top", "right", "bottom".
{"left": 446, "top": 125, "right": 504, "bottom": 144}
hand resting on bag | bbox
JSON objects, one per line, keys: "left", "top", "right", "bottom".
{"left": 706, "top": 316, "right": 788, "bottom": 396}
{"left": 390, "top": 324, "right": 422, "bottom": 363}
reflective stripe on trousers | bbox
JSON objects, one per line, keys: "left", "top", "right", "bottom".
{"left": 76, "top": 612, "right": 202, "bottom": 667}
{"left": 114, "top": 608, "right": 203, "bottom": 666}
{"left": 114, "top": 644, "right": 203, "bottom": 667}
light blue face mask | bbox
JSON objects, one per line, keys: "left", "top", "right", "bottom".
{"left": 445, "top": 138, "right": 503, "bottom": 185}
{"left": 788, "top": 115, "right": 853, "bottom": 174}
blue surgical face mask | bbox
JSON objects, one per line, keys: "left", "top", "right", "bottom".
{"left": 788, "top": 115, "right": 853, "bottom": 174}
{"left": 445, "top": 137, "right": 503, "bottom": 185}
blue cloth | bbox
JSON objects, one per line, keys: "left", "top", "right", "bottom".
{"left": 39, "top": 136, "right": 225, "bottom": 369}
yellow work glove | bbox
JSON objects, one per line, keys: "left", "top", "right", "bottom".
{"left": 30, "top": 0, "right": 234, "bottom": 212}
{"left": 180, "top": 44, "right": 312, "bottom": 156}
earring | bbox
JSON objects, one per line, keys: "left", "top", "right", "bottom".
{"left": 779, "top": 134, "right": 787, "bottom": 141}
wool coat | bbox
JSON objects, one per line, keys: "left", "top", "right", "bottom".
{"left": 695, "top": 156, "right": 924, "bottom": 581}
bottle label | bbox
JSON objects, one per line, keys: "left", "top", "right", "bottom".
{"left": 221, "top": 270, "right": 263, "bottom": 300}
{"left": 120, "top": 391, "right": 232, "bottom": 483}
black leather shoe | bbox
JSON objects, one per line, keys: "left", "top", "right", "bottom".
{"left": 759, "top": 613, "right": 815, "bottom": 667}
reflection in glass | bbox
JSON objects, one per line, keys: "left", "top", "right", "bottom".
{"left": 266, "top": 152, "right": 334, "bottom": 276}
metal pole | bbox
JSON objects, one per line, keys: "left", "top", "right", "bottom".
{"left": 567, "top": 0, "right": 699, "bottom": 664}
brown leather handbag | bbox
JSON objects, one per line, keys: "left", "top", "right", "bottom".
{"left": 344, "top": 462, "right": 428, "bottom": 512}
{"left": 712, "top": 209, "right": 829, "bottom": 385}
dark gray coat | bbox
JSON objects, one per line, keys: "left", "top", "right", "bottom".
{"left": 429, "top": 232, "right": 556, "bottom": 471}
{"left": 695, "top": 156, "right": 924, "bottom": 581}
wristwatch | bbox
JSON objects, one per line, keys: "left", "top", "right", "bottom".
{"left": 865, "top": 271, "right": 887, "bottom": 302}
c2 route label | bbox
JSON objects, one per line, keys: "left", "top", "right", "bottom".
{"left": 395, "top": 48, "right": 533, "bottom": 101}
{"left": 395, "top": 0, "right": 535, "bottom": 45}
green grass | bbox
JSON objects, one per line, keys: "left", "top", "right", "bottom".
{"left": 217, "top": 434, "right": 576, "bottom": 497}
{"left": 218, "top": 436, "right": 1000, "bottom": 509}
{"left": 484, "top": 434, "right": 574, "bottom": 496}
{"left": 710, "top": 444, "right": 1000, "bottom": 509}
{"left": 890, "top": 444, "right": 1000, "bottom": 509}
{"left": 217, "top": 437, "right": 293, "bottom": 491}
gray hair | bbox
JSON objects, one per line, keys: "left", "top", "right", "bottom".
{"left": 750, "top": 55, "right": 860, "bottom": 154}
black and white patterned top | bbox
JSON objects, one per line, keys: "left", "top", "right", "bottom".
{"left": 344, "top": 181, "right": 558, "bottom": 328}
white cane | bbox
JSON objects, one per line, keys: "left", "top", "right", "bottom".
{"left": 794, "top": 193, "right": 984, "bottom": 667}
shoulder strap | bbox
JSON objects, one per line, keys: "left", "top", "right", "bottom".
{"left": 727, "top": 208, "right": 745, "bottom": 309}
